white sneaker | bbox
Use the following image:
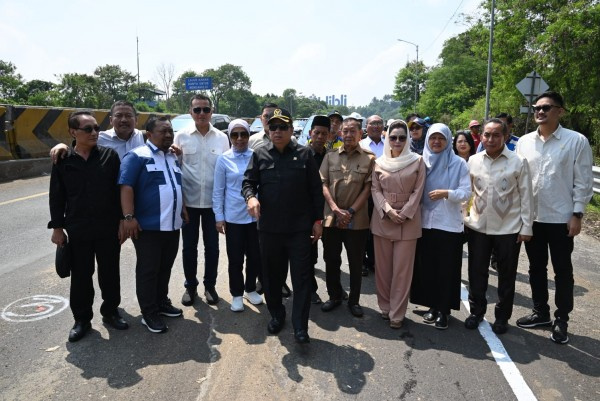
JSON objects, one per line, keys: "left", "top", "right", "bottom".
{"left": 244, "top": 291, "right": 263, "bottom": 305}
{"left": 230, "top": 296, "right": 244, "bottom": 312}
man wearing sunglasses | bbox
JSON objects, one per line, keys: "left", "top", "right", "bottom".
{"left": 320, "top": 117, "right": 375, "bottom": 319}
{"left": 49, "top": 111, "right": 127, "bottom": 342}
{"left": 249, "top": 102, "right": 297, "bottom": 151}
{"left": 175, "top": 94, "right": 230, "bottom": 307}
{"left": 516, "top": 91, "right": 594, "bottom": 344}
{"left": 242, "top": 108, "right": 324, "bottom": 344}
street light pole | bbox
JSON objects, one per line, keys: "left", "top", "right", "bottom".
{"left": 484, "top": 0, "right": 496, "bottom": 119}
{"left": 398, "top": 39, "right": 419, "bottom": 113}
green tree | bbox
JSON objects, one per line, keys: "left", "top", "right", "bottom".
{"left": 57, "top": 73, "right": 100, "bottom": 108}
{"left": 201, "top": 64, "right": 252, "bottom": 113}
{"left": 16, "top": 79, "right": 60, "bottom": 106}
{"left": 94, "top": 64, "right": 136, "bottom": 108}
{"left": 393, "top": 60, "right": 429, "bottom": 117}
{"left": 0, "top": 60, "right": 24, "bottom": 102}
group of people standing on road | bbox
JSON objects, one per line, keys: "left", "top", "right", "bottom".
{"left": 49, "top": 90, "right": 593, "bottom": 347}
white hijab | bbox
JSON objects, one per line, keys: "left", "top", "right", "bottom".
{"left": 375, "top": 119, "right": 420, "bottom": 172}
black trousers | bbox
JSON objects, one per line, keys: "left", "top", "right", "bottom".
{"left": 69, "top": 236, "right": 121, "bottom": 322}
{"left": 322, "top": 227, "right": 368, "bottom": 305}
{"left": 524, "top": 222, "right": 574, "bottom": 321}
{"left": 363, "top": 196, "right": 375, "bottom": 269}
{"left": 225, "top": 222, "right": 260, "bottom": 296}
{"left": 467, "top": 230, "right": 521, "bottom": 320}
{"left": 133, "top": 230, "right": 180, "bottom": 315}
{"left": 411, "top": 229, "right": 463, "bottom": 314}
{"left": 259, "top": 230, "right": 312, "bottom": 331}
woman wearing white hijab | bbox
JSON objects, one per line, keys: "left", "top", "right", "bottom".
{"left": 371, "top": 120, "right": 425, "bottom": 329}
{"left": 410, "top": 123, "right": 471, "bottom": 329}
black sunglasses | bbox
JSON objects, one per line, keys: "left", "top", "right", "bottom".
{"left": 388, "top": 135, "right": 407, "bottom": 142}
{"left": 192, "top": 106, "right": 212, "bottom": 114}
{"left": 77, "top": 125, "right": 100, "bottom": 133}
{"left": 230, "top": 131, "right": 249, "bottom": 139}
{"left": 532, "top": 105, "right": 560, "bottom": 113}
{"left": 268, "top": 123, "right": 290, "bottom": 132}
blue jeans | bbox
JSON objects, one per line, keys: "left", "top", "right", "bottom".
{"left": 182, "top": 207, "right": 219, "bottom": 290}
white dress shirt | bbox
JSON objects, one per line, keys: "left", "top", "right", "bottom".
{"left": 174, "top": 123, "right": 230, "bottom": 208}
{"left": 98, "top": 128, "right": 145, "bottom": 160}
{"left": 359, "top": 136, "right": 384, "bottom": 158}
{"left": 465, "top": 146, "right": 534, "bottom": 236}
{"left": 516, "top": 125, "right": 593, "bottom": 223}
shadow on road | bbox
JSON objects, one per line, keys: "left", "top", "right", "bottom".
{"left": 64, "top": 309, "right": 217, "bottom": 389}
{"left": 279, "top": 337, "right": 375, "bottom": 395}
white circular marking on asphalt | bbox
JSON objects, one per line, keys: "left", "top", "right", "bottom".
{"left": 1, "top": 295, "right": 69, "bottom": 322}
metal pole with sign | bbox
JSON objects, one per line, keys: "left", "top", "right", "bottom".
{"left": 516, "top": 71, "right": 549, "bottom": 133}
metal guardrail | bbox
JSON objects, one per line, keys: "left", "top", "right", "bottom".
{"left": 594, "top": 166, "right": 600, "bottom": 194}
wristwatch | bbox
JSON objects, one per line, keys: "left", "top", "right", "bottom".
{"left": 124, "top": 214, "right": 135, "bottom": 221}
{"left": 573, "top": 212, "right": 583, "bottom": 219}
{"left": 347, "top": 207, "right": 355, "bottom": 215}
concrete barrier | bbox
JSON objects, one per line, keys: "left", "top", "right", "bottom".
{"left": 0, "top": 158, "right": 52, "bottom": 183}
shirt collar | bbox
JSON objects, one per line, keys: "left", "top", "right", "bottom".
{"left": 339, "top": 144, "right": 363, "bottom": 155}
{"left": 536, "top": 124, "right": 563, "bottom": 140}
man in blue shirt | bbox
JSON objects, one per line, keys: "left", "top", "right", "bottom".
{"left": 119, "top": 117, "right": 188, "bottom": 333}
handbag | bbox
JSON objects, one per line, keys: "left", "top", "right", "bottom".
{"left": 55, "top": 238, "right": 72, "bottom": 278}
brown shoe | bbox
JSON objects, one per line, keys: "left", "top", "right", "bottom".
{"left": 380, "top": 312, "right": 390, "bottom": 320}
{"left": 390, "top": 320, "right": 403, "bottom": 329}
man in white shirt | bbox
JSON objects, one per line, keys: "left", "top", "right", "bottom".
{"left": 359, "top": 115, "right": 385, "bottom": 277}
{"left": 248, "top": 103, "right": 278, "bottom": 150}
{"left": 50, "top": 100, "right": 146, "bottom": 161}
{"left": 175, "top": 94, "right": 230, "bottom": 307}
{"left": 515, "top": 91, "right": 594, "bottom": 344}
{"left": 464, "top": 118, "right": 533, "bottom": 335}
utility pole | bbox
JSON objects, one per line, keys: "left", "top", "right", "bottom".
{"left": 136, "top": 36, "right": 141, "bottom": 102}
{"left": 484, "top": 0, "right": 496, "bottom": 119}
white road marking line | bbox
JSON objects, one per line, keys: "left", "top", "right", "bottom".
{"left": 460, "top": 285, "right": 537, "bottom": 401}
{"left": 0, "top": 192, "right": 48, "bottom": 206}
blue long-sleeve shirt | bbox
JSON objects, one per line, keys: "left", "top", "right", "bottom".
{"left": 212, "top": 148, "right": 256, "bottom": 224}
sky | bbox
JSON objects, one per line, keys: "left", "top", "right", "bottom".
{"left": 0, "top": 0, "right": 482, "bottom": 107}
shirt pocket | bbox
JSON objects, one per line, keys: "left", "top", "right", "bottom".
{"left": 172, "top": 165, "right": 183, "bottom": 186}
{"left": 349, "top": 166, "right": 370, "bottom": 184}
{"left": 259, "top": 162, "right": 277, "bottom": 184}
{"left": 182, "top": 145, "right": 198, "bottom": 165}
{"left": 146, "top": 164, "right": 167, "bottom": 185}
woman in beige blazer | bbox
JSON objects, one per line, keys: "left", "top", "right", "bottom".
{"left": 371, "top": 120, "right": 425, "bottom": 329}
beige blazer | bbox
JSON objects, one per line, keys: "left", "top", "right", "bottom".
{"left": 370, "top": 158, "right": 425, "bottom": 241}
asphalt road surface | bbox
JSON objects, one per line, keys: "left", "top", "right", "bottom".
{"left": 1, "top": 176, "right": 598, "bottom": 401}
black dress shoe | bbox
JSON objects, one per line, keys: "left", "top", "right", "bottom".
{"left": 434, "top": 312, "right": 448, "bottom": 330}
{"left": 348, "top": 304, "right": 364, "bottom": 317}
{"left": 267, "top": 317, "right": 285, "bottom": 334}
{"left": 294, "top": 329, "right": 310, "bottom": 344}
{"left": 321, "top": 299, "right": 342, "bottom": 312}
{"left": 181, "top": 289, "right": 197, "bottom": 306}
{"left": 423, "top": 308, "right": 437, "bottom": 324}
{"left": 102, "top": 314, "right": 129, "bottom": 330}
{"left": 492, "top": 319, "right": 508, "bottom": 334}
{"left": 68, "top": 321, "right": 91, "bottom": 342}
{"left": 464, "top": 314, "right": 484, "bottom": 330}
{"left": 311, "top": 292, "right": 322, "bottom": 304}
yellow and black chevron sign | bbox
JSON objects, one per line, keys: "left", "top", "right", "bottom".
{"left": 0, "top": 105, "right": 177, "bottom": 161}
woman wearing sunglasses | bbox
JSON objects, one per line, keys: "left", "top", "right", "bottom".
{"left": 370, "top": 120, "right": 425, "bottom": 329}
{"left": 410, "top": 123, "right": 471, "bottom": 330}
{"left": 212, "top": 119, "right": 263, "bottom": 312}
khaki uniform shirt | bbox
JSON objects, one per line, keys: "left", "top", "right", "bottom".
{"left": 320, "top": 145, "right": 375, "bottom": 229}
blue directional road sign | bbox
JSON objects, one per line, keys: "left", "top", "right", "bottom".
{"left": 185, "top": 77, "right": 213, "bottom": 91}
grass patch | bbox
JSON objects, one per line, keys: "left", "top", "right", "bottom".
{"left": 587, "top": 193, "right": 600, "bottom": 215}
